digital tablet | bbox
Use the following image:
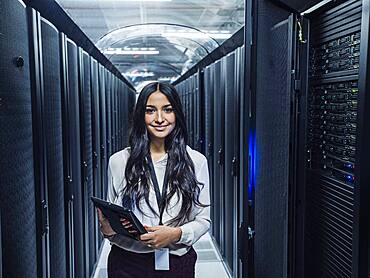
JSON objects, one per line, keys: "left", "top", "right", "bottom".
{"left": 91, "top": 196, "right": 147, "bottom": 239}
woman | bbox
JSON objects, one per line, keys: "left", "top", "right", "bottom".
{"left": 97, "top": 82, "right": 211, "bottom": 278}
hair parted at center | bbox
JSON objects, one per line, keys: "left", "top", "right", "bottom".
{"left": 122, "top": 81, "right": 206, "bottom": 225}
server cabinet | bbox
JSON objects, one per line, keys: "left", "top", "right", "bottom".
{"left": 28, "top": 8, "right": 51, "bottom": 278}
{"left": 65, "top": 38, "right": 86, "bottom": 277}
{"left": 191, "top": 75, "right": 196, "bottom": 148}
{"left": 40, "top": 17, "right": 67, "bottom": 278}
{"left": 111, "top": 76, "right": 117, "bottom": 153}
{"left": 0, "top": 212, "right": 2, "bottom": 278}
{"left": 118, "top": 83, "right": 122, "bottom": 150}
{"left": 60, "top": 33, "right": 73, "bottom": 278}
{"left": 105, "top": 71, "right": 112, "bottom": 159}
{"left": 223, "top": 51, "right": 237, "bottom": 274}
{"left": 122, "top": 86, "right": 128, "bottom": 147}
{"left": 212, "top": 60, "right": 226, "bottom": 256}
{"left": 198, "top": 70, "right": 205, "bottom": 153}
{"left": 194, "top": 73, "right": 201, "bottom": 151}
{"left": 236, "top": 45, "right": 250, "bottom": 278}
{"left": 253, "top": 2, "right": 294, "bottom": 277}
{"left": 203, "top": 65, "right": 215, "bottom": 232}
{"left": 298, "top": 0, "right": 370, "bottom": 277}
{"left": 99, "top": 66, "right": 108, "bottom": 202}
{"left": 78, "top": 48, "right": 94, "bottom": 277}
{"left": 0, "top": 2, "right": 38, "bottom": 277}
{"left": 90, "top": 58, "right": 101, "bottom": 259}
{"left": 61, "top": 36, "right": 85, "bottom": 278}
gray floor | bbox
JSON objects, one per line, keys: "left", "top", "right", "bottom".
{"left": 93, "top": 232, "right": 230, "bottom": 278}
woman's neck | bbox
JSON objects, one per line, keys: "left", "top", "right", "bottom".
{"left": 150, "top": 138, "right": 166, "bottom": 154}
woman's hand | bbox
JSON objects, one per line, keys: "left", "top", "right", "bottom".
{"left": 96, "top": 208, "right": 116, "bottom": 237}
{"left": 139, "top": 225, "right": 182, "bottom": 249}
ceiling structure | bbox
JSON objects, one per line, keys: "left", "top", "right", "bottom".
{"left": 57, "top": 0, "right": 245, "bottom": 91}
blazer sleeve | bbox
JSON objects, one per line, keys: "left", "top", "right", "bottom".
{"left": 176, "top": 157, "right": 211, "bottom": 246}
{"left": 106, "top": 156, "right": 119, "bottom": 204}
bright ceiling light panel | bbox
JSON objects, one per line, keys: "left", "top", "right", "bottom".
{"left": 114, "top": 0, "right": 172, "bottom": 2}
{"left": 103, "top": 48, "right": 159, "bottom": 55}
{"left": 162, "top": 31, "right": 232, "bottom": 40}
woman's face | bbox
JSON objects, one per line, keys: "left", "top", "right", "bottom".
{"left": 145, "top": 91, "right": 176, "bottom": 141}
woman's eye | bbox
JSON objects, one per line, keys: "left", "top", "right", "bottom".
{"left": 145, "top": 108, "right": 155, "bottom": 114}
{"left": 163, "top": 107, "right": 174, "bottom": 113}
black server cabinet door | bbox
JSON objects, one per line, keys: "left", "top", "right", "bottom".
{"left": 78, "top": 49, "right": 94, "bottom": 277}
{"left": 105, "top": 72, "right": 112, "bottom": 159}
{"left": 254, "top": 2, "right": 294, "bottom": 277}
{"left": 212, "top": 60, "right": 225, "bottom": 255}
{"left": 223, "top": 51, "right": 237, "bottom": 274}
{"left": 65, "top": 38, "right": 85, "bottom": 278}
{"left": 60, "top": 33, "right": 74, "bottom": 278}
{"left": 90, "top": 58, "right": 101, "bottom": 257}
{"left": 40, "top": 17, "right": 67, "bottom": 278}
{"left": 28, "top": 8, "right": 51, "bottom": 278}
{"left": 0, "top": 212, "right": 2, "bottom": 278}
{"left": 99, "top": 66, "right": 108, "bottom": 201}
{"left": 236, "top": 45, "right": 250, "bottom": 278}
{"left": 203, "top": 66, "right": 214, "bottom": 231}
{"left": 0, "top": 2, "right": 38, "bottom": 277}
{"left": 69, "top": 39, "right": 85, "bottom": 278}
{"left": 110, "top": 75, "right": 117, "bottom": 154}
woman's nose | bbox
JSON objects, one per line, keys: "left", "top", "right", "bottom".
{"left": 155, "top": 111, "right": 164, "bottom": 123}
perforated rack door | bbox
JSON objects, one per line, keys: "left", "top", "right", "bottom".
{"left": 40, "top": 16, "right": 67, "bottom": 278}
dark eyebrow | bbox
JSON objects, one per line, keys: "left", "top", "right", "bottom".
{"left": 146, "top": 104, "right": 172, "bottom": 108}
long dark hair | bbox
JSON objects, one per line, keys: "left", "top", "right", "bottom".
{"left": 123, "top": 82, "right": 206, "bottom": 225}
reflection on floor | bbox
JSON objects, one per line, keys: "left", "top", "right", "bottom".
{"left": 93, "top": 232, "right": 230, "bottom": 278}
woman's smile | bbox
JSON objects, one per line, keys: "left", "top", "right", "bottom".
{"left": 151, "top": 124, "right": 169, "bottom": 131}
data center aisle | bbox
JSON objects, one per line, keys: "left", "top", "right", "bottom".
{"left": 93, "top": 233, "right": 230, "bottom": 278}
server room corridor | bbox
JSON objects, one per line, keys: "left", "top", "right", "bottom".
{"left": 1, "top": 0, "right": 370, "bottom": 278}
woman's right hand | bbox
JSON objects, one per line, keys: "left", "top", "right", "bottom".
{"left": 97, "top": 208, "right": 116, "bottom": 237}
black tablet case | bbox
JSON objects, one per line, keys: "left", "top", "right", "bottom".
{"left": 91, "top": 197, "right": 147, "bottom": 239}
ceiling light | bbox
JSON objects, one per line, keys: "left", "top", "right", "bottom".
{"left": 103, "top": 49, "right": 159, "bottom": 55}
{"left": 115, "top": 0, "right": 172, "bottom": 2}
{"left": 162, "top": 32, "right": 232, "bottom": 40}
{"left": 124, "top": 72, "right": 155, "bottom": 77}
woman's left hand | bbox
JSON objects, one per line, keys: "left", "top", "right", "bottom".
{"left": 139, "top": 225, "right": 182, "bottom": 249}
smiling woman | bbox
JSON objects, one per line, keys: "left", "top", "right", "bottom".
{"left": 97, "top": 82, "right": 211, "bottom": 278}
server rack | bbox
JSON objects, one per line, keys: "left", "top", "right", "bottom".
{"left": 105, "top": 71, "right": 112, "bottom": 159}
{"left": 0, "top": 212, "right": 2, "bottom": 278}
{"left": 203, "top": 65, "right": 215, "bottom": 232}
{"left": 60, "top": 33, "right": 74, "bottom": 278}
{"left": 60, "top": 35, "right": 85, "bottom": 278}
{"left": 214, "top": 59, "right": 226, "bottom": 259}
{"left": 40, "top": 17, "right": 67, "bottom": 278}
{"left": 78, "top": 48, "right": 94, "bottom": 277}
{"left": 297, "top": 0, "right": 370, "bottom": 277}
{"left": 236, "top": 44, "right": 250, "bottom": 278}
{"left": 98, "top": 66, "right": 108, "bottom": 202}
{"left": 28, "top": 9, "right": 51, "bottom": 278}
{"left": 252, "top": 3, "right": 294, "bottom": 277}
{"left": 250, "top": 0, "right": 370, "bottom": 277}
{"left": 90, "top": 57, "right": 101, "bottom": 261}
{"left": 0, "top": 2, "right": 38, "bottom": 277}
{"left": 66, "top": 37, "right": 85, "bottom": 278}
{"left": 224, "top": 51, "right": 237, "bottom": 272}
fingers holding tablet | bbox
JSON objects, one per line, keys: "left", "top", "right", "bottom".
{"left": 120, "top": 218, "right": 138, "bottom": 234}
{"left": 97, "top": 208, "right": 116, "bottom": 237}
